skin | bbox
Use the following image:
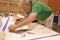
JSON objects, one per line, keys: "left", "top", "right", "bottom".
{"left": 9, "top": 0, "right": 37, "bottom": 31}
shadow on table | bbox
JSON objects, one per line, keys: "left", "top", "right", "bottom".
{"left": 9, "top": 29, "right": 29, "bottom": 34}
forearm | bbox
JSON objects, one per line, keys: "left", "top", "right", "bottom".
{"left": 15, "top": 12, "right": 37, "bottom": 29}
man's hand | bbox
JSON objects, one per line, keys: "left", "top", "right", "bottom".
{"left": 8, "top": 24, "right": 16, "bottom": 31}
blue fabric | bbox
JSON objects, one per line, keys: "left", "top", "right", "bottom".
{"left": 2, "top": 15, "right": 10, "bottom": 32}
{"left": 53, "top": 16, "right": 58, "bottom": 23}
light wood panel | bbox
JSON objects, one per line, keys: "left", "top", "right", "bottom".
{"left": 0, "top": 0, "right": 19, "bottom": 13}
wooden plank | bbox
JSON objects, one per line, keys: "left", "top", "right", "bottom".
{"left": 9, "top": 3, "right": 19, "bottom": 13}
{"left": 0, "top": 3, "right": 8, "bottom": 13}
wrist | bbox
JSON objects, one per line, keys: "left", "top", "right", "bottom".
{"left": 14, "top": 25, "right": 19, "bottom": 29}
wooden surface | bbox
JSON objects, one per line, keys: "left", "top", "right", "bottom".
{"left": 0, "top": 0, "right": 19, "bottom": 13}
{"left": 0, "top": 0, "right": 48, "bottom": 13}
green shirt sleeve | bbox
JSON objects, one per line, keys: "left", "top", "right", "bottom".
{"left": 32, "top": 2, "right": 41, "bottom": 14}
{"left": 31, "top": 1, "right": 52, "bottom": 20}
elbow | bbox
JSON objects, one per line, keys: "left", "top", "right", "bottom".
{"left": 28, "top": 12, "right": 37, "bottom": 22}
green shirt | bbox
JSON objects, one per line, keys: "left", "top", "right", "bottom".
{"left": 31, "top": 1, "right": 52, "bottom": 20}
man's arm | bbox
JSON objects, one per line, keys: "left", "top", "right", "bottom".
{"left": 14, "top": 12, "right": 37, "bottom": 29}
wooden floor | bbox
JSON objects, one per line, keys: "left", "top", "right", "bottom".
{"left": 52, "top": 23, "right": 60, "bottom": 33}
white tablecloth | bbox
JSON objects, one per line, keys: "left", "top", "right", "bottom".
{"left": 1, "top": 16, "right": 60, "bottom": 40}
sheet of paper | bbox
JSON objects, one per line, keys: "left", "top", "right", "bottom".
{"left": 1, "top": 16, "right": 60, "bottom": 40}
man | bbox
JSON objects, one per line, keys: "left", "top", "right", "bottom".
{"left": 9, "top": 0, "right": 54, "bottom": 31}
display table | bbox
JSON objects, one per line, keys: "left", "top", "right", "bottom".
{"left": 1, "top": 16, "right": 60, "bottom": 40}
